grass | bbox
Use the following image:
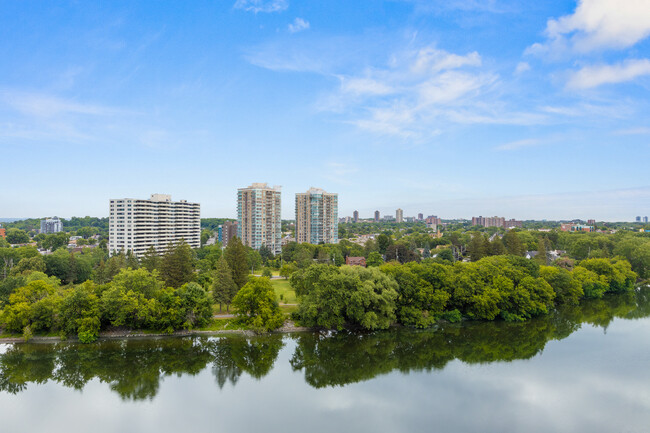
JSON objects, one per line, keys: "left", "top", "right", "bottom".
{"left": 271, "top": 278, "right": 297, "bottom": 304}
{"left": 199, "top": 318, "right": 247, "bottom": 331}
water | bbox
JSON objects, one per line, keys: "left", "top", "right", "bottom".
{"left": 1, "top": 289, "right": 649, "bottom": 433}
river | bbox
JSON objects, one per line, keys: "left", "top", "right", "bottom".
{"left": 1, "top": 288, "right": 649, "bottom": 432}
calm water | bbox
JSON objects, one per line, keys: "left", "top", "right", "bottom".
{"left": 1, "top": 289, "right": 649, "bottom": 433}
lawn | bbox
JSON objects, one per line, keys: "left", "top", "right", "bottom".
{"left": 271, "top": 278, "right": 297, "bottom": 304}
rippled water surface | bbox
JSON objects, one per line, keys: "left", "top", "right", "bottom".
{"left": 1, "top": 289, "right": 649, "bottom": 433}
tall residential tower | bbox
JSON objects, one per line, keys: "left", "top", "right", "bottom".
{"left": 237, "top": 183, "right": 282, "bottom": 255}
{"left": 108, "top": 194, "right": 200, "bottom": 257}
{"left": 295, "top": 187, "right": 338, "bottom": 245}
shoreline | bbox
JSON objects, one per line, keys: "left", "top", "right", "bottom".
{"left": 0, "top": 321, "right": 311, "bottom": 344}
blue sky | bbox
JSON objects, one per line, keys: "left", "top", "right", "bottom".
{"left": 1, "top": 0, "right": 649, "bottom": 221}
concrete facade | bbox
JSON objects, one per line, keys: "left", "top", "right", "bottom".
{"left": 108, "top": 194, "right": 200, "bottom": 257}
{"left": 237, "top": 183, "right": 282, "bottom": 255}
{"left": 295, "top": 187, "right": 338, "bottom": 245}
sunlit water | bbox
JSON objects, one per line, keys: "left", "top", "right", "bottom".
{"left": 1, "top": 288, "right": 649, "bottom": 433}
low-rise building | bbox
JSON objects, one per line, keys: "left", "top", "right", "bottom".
{"left": 345, "top": 256, "right": 367, "bottom": 267}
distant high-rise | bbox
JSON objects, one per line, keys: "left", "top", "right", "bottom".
{"left": 353, "top": 210, "right": 359, "bottom": 223}
{"left": 40, "top": 216, "right": 63, "bottom": 234}
{"left": 108, "top": 194, "right": 200, "bottom": 257}
{"left": 418, "top": 213, "right": 423, "bottom": 221}
{"left": 396, "top": 208, "right": 403, "bottom": 223}
{"left": 295, "top": 187, "right": 338, "bottom": 244}
{"left": 636, "top": 216, "right": 642, "bottom": 222}
{"left": 645, "top": 216, "right": 649, "bottom": 223}
{"left": 218, "top": 221, "right": 238, "bottom": 247}
{"left": 237, "top": 183, "right": 282, "bottom": 255}
{"left": 374, "top": 210, "right": 380, "bottom": 222}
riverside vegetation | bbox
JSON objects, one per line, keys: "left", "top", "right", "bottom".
{"left": 0, "top": 225, "right": 646, "bottom": 342}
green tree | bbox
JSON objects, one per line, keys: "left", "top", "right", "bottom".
{"left": 160, "top": 240, "right": 194, "bottom": 288}
{"left": 5, "top": 229, "right": 29, "bottom": 244}
{"left": 231, "top": 277, "right": 284, "bottom": 331}
{"left": 503, "top": 231, "right": 525, "bottom": 256}
{"left": 366, "top": 251, "right": 384, "bottom": 267}
{"left": 140, "top": 246, "right": 161, "bottom": 272}
{"left": 468, "top": 233, "right": 488, "bottom": 262}
{"left": 59, "top": 281, "right": 101, "bottom": 343}
{"left": 212, "top": 255, "right": 238, "bottom": 312}
{"left": 225, "top": 237, "right": 249, "bottom": 289}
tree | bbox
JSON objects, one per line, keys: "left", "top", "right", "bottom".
{"left": 212, "top": 255, "right": 238, "bottom": 312}
{"left": 490, "top": 237, "right": 506, "bottom": 256}
{"left": 225, "top": 237, "right": 249, "bottom": 289}
{"left": 259, "top": 245, "right": 274, "bottom": 265}
{"left": 468, "top": 233, "right": 488, "bottom": 262}
{"left": 376, "top": 234, "right": 392, "bottom": 254}
{"left": 231, "top": 277, "right": 284, "bottom": 331}
{"left": 201, "top": 229, "right": 212, "bottom": 247}
{"left": 141, "top": 246, "right": 161, "bottom": 272}
{"left": 5, "top": 229, "right": 29, "bottom": 245}
{"left": 160, "top": 240, "right": 194, "bottom": 288}
{"left": 366, "top": 251, "right": 384, "bottom": 267}
{"left": 503, "top": 231, "right": 525, "bottom": 256}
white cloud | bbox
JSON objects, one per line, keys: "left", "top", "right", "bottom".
{"left": 567, "top": 58, "right": 650, "bottom": 89}
{"left": 528, "top": 0, "right": 650, "bottom": 55}
{"left": 1, "top": 91, "right": 124, "bottom": 118}
{"left": 233, "top": 0, "right": 288, "bottom": 13}
{"left": 515, "top": 62, "right": 530, "bottom": 74}
{"left": 615, "top": 127, "right": 650, "bottom": 135}
{"left": 495, "top": 138, "right": 541, "bottom": 151}
{"left": 288, "top": 17, "right": 309, "bottom": 33}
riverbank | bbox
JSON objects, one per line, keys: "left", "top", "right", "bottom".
{"left": 0, "top": 320, "right": 310, "bottom": 344}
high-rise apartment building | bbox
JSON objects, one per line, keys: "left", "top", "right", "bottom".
{"left": 645, "top": 216, "right": 649, "bottom": 223}
{"left": 218, "top": 220, "right": 238, "bottom": 247}
{"left": 396, "top": 208, "right": 403, "bottom": 223}
{"left": 418, "top": 213, "right": 423, "bottom": 221}
{"left": 108, "top": 194, "right": 200, "bottom": 257}
{"left": 374, "top": 210, "right": 380, "bottom": 222}
{"left": 295, "top": 187, "right": 338, "bottom": 245}
{"left": 636, "top": 216, "right": 642, "bottom": 222}
{"left": 353, "top": 210, "right": 359, "bottom": 223}
{"left": 40, "top": 216, "right": 63, "bottom": 234}
{"left": 237, "top": 183, "right": 282, "bottom": 255}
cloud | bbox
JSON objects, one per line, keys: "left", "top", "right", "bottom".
{"left": 515, "top": 62, "right": 530, "bottom": 74}
{"left": 615, "top": 127, "right": 650, "bottom": 135}
{"left": 288, "top": 18, "right": 309, "bottom": 33}
{"left": 233, "top": 0, "right": 288, "bottom": 13}
{"left": 527, "top": 0, "right": 650, "bottom": 56}
{"left": 495, "top": 138, "right": 542, "bottom": 151}
{"left": 567, "top": 59, "right": 650, "bottom": 89}
{"left": 1, "top": 91, "right": 124, "bottom": 118}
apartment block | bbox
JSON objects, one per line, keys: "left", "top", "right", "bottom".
{"left": 396, "top": 208, "right": 403, "bottom": 223}
{"left": 237, "top": 183, "right": 282, "bottom": 255}
{"left": 108, "top": 194, "right": 200, "bottom": 257}
{"left": 218, "top": 220, "right": 238, "bottom": 247}
{"left": 41, "top": 216, "right": 63, "bottom": 234}
{"left": 295, "top": 187, "right": 338, "bottom": 245}
{"left": 374, "top": 210, "right": 380, "bottom": 222}
{"left": 353, "top": 210, "right": 359, "bottom": 223}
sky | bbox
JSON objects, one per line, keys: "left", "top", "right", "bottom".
{"left": 1, "top": 0, "right": 649, "bottom": 221}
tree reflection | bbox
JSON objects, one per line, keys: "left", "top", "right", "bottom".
{"left": 0, "top": 288, "right": 647, "bottom": 397}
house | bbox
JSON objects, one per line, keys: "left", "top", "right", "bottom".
{"left": 345, "top": 256, "right": 367, "bottom": 267}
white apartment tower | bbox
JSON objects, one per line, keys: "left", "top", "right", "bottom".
{"left": 237, "top": 183, "right": 281, "bottom": 255}
{"left": 295, "top": 187, "right": 338, "bottom": 245}
{"left": 108, "top": 194, "right": 200, "bottom": 257}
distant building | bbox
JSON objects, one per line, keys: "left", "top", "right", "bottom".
{"left": 561, "top": 223, "right": 594, "bottom": 232}
{"left": 396, "top": 208, "right": 403, "bottom": 223}
{"left": 587, "top": 219, "right": 596, "bottom": 225}
{"left": 353, "top": 210, "right": 359, "bottom": 223}
{"left": 40, "top": 216, "right": 63, "bottom": 234}
{"left": 238, "top": 183, "right": 282, "bottom": 255}
{"left": 418, "top": 213, "right": 423, "bottom": 221}
{"left": 504, "top": 219, "right": 523, "bottom": 229}
{"left": 109, "top": 194, "right": 200, "bottom": 257}
{"left": 0, "top": 227, "right": 5, "bottom": 239}
{"left": 218, "top": 221, "right": 238, "bottom": 247}
{"left": 472, "top": 216, "right": 505, "bottom": 228}
{"left": 295, "top": 187, "right": 338, "bottom": 245}
{"left": 636, "top": 216, "right": 642, "bottom": 222}
{"left": 645, "top": 216, "right": 649, "bottom": 223}
{"left": 426, "top": 215, "right": 442, "bottom": 225}
{"left": 405, "top": 217, "right": 415, "bottom": 223}
{"left": 374, "top": 210, "right": 380, "bottom": 222}
{"left": 345, "top": 256, "right": 367, "bottom": 267}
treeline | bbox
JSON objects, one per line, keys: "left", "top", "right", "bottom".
{"left": 0, "top": 237, "right": 284, "bottom": 341}
{"left": 289, "top": 255, "right": 637, "bottom": 330}
{"left": 1, "top": 287, "right": 648, "bottom": 398}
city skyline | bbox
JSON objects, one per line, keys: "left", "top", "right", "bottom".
{"left": 1, "top": 1, "right": 650, "bottom": 221}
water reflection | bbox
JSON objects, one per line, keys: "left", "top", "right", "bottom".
{"left": 0, "top": 288, "right": 648, "bottom": 399}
